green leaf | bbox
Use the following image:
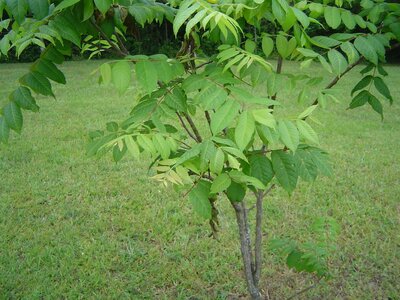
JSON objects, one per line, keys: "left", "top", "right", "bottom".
{"left": 292, "top": 7, "right": 309, "bottom": 28}
{"left": 249, "top": 155, "right": 274, "bottom": 185}
{"left": 226, "top": 181, "right": 246, "bottom": 202}
{"left": 6, "top": 0, "right": 28, "bottom": 24}
{"left": 349, "top": 90, "right": 370, "bottom": 109}
{"left": 136, "top": 134, "right": 156, "bottom": 155}
{"left": 354, "top": 15, "right": 366, "bottom": 28}
{"left": 308, "top": 147, "right": 332, "bottom": 176}
{"left": 182, "top": 74, "right": 207, "bottom": 93}
{"left": 296, "top": 120, "right": 319, "bottom": 144}
{"left": 373, "top": 77, "right": 393, "bottom": 104}
{"left": 124, "top": 136, "right": 140, "bottom": 159}
{"left": 341, "top": 10, "right": 355, "bottom": 30}
{"left": 126, "top": 98, "right": 157, "bottom": 125}
{"left": 9, "top": 86, "right": 39, "bottom": 112}
{"left": 294, "top": 148, "right": 318, "bottom": 181}
{"left": 298, "top": 105, "right": 317, "bottom": 119}
{"left": 245, "top": 39, "right": 256, "bottom": 53}
{"left": 368, "top": 94, "right": 383, "bottom": 119}
{"left": 152, "top": 134, "right": 170, "bottom": 159}
{"left": 340, "top": 41, "right": 359, "bottom": 64}
{"left": 41, "top": 46, "right": 64, "bottom": 64}
{"left": 28, "top": 0, "right": 48, "bottom": 19}
{"left": 211, "top": 173, "right": 231, "bottom": 194}
{"left": 235, "top": 111, "right": 255, "bottom": 150}
{"left": 193, "top": 83, "right": 227, "bottom": 110}
{"left": 175, "top": 143, "right": 202, "bottom": 166}
{"left": 0, "top": 117, "right": 10, "bottom": 143}
{"left": 173, "top": 1, "right": 200, "bottom": 35}
{"left": 278, "top": 120, "right": 299, "bottom": 152}
{"left": 210, "top": 147, "right": 225, "bottom": 174}
{"left": 311, "top": 36, "right": 341, "bottom": 49}
{"left": 135, "top": 61, "right": 158, "bottom": 94}
{"left": 188, "top": 180, "right": 212, "bottom": 219}
{"left": 229, "top": 170, "right": 265, "bottom": 189}
{"left": 185, "top": 9, "right": 207, "bottom": 37}
{"left": 262, "top": 36, "right": 274, "bottom": 58}
{"left": 318, "top": 55, "right": 332, "bottom": 73}
{"left": 32, "top": 59, "right": 66, "bottom": 84}
{"left": 324, "top": 6, "right": 341, "bottom": 29}
{"left": 351, "top": 75, "right": 373, "bottom": 96}
{"left": 100, "top": 63, "right": 112, "bottom": 85}
{"left": 112, "top": 61, "right": 131, "bottom": 94}
{"left": 327, "top": 49, "right": 348, "bottom": 76}
{"left": 271, "top": 150, "right": 298, "bottom": 194}
{"left": 112, "top": 143, "right": 126, "bottom": 162}
{"left": 83, "top": 0, "right": 94, "bottom": 21}
{"left": 165, "top": 87, "right": 187, "bottom": 112}
{"left": 297, "top": 48, "right": 319, "bottom": 58}
{"left": 210, "top": 100, "right": 240, "bottom": 135}
{"left": 94, "top": 0, "right": 111, "bottom": 15}
{"left": 272, "top": 0, "right": 286, "bottom": 25}
{"left": 199, "top": 140, "right": 216, "bottom": 171}
{"left": 221, "top": 146, "right": 248, "bottom": 162}
{"left": 51, "top": 16, "right": 81, "bottom": 47}
{"left": 354, "top": 36, "right": 378, "bottom": 65}
{"left": 257, "top": 125, "right": 280, "bottom": 146}
{"left": 3, "top": 101, "right": 23, "bottom": 133}
{"left": 252, "top": 109, "right": 276, "bottom": 128}
{"left": 276, "top": 35, "right": 289, "bottom": 59}
{"left": 20, "top": 71, "right": 53, "bottom": 96}
{"left": 54, "top": 0, "right": 80, "bottom": 12}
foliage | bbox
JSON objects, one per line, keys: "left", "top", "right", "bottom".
{"left": 1, "top": 61, "right": 399, "bottom": 299}
{"left": 0, "top": 0, "right": 399, "bottom": 298}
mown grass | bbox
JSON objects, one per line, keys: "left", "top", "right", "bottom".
{"left": 0, "top": 60, "right": 399, "bottom": 299}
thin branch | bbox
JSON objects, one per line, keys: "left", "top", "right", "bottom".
{"left": 115, "top": 34, "right": 129, "bottom": 55}
{"left": 195, "top": 60, "right": 213, "bottom": 69}
{"left": 89, "top": 18, "right": 128, "bottom": 57}
{"left": 311, "top": 57, "right": 363, "bottom": 106}
{"left": 270, "top": 57, "right": 283, "bottom": 109}
{"left": 176, "top": 112, "right": 198, "bottom": 142}
{"left": 263, "top": 184, "right": 276, "bottom": 198}
{"left": 183, "top": 112, "right": 202, "bottom": 142}
{"left": 204, "top": 111, "right": 212, "bottom": 134}
{"left": 286, "top": 278, "right": 321, "bottom": 300}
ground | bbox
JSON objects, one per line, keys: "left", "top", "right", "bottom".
{"left": 0, "top": 60, "right": 399, "bottom": 299}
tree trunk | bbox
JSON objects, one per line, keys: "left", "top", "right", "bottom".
{"left": 232, "top": 201, "right": 262, "bottom": 300}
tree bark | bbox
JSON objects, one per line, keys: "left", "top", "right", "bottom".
{"left": 232, "top": 201, "right": 261, "bottom": 300}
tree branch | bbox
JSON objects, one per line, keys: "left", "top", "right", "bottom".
{"left": 176, "top": 112, "right": 198, "bottom": 142}
{"left": 183, "top": 112, "right": 202, "bottom": 142}
{"left": 311, "top": 57, "right": 363, "bottom": 106}
{"left": 89, "top": 18, "right": 128, "bottom": 57}
{"left": 115, "top": 34, "right": 129, "bottom": 55}
{"left": 204, "top": 111, "right": 212, "bottom": 134}
{"left": 286, "top": 278, "right": 321, "bottom": 300}
{"left": 270, "top": 57, "right": 283, "bottom": 109}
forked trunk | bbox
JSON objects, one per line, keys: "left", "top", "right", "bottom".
{"left": 232, "top": 201, "right": 262, "bottom": 300}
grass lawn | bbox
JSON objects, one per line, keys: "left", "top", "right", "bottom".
{"left": 0, "top": 60, "right": 399, "bottom": 299}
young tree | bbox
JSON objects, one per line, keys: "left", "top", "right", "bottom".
{"left": 0, "top": 0, "right": 398, "bottom": 298}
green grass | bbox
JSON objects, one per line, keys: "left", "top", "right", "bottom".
{"left": 0, "top": 60, "right": 399, "bottom": 299}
